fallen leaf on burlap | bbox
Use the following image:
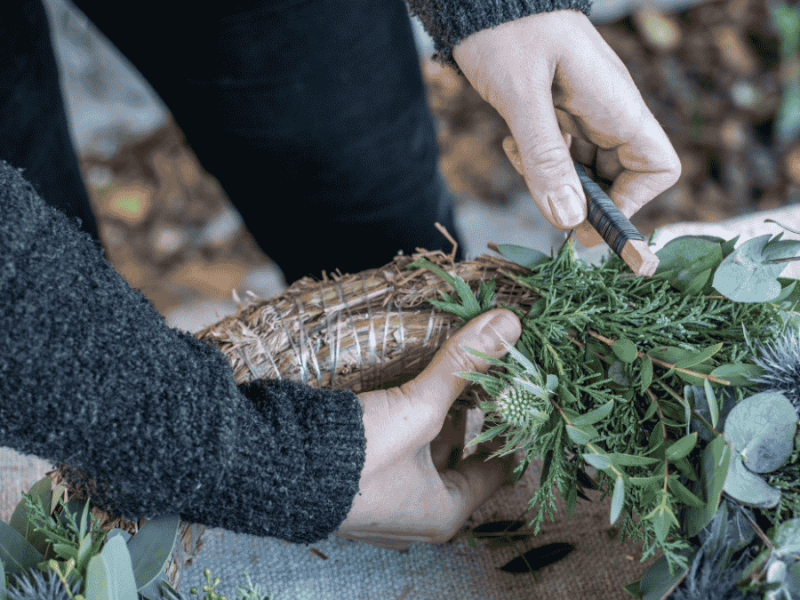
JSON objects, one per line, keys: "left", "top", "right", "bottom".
{"left": 498, "top": 542, "right": 575, "bottom": 574}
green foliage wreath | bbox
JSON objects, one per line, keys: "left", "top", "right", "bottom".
{"left": 409, "top": 226, "right": 800, "bottom": 600}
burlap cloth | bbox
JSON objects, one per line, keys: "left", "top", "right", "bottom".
{"left": 177, "top": 206, "right": 800, "bottom": 600}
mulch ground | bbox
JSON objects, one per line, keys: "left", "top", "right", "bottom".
{"left": 78, "top": 0, "right": 800, "bottom": 318}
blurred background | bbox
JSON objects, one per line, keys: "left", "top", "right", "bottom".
{"left": 37, "top": 0, "right": 800, "bottom": 335}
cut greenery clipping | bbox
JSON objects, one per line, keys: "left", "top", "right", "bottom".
{"left": 0, "top": 476, "right": 274, "bottom": 599}
{"left": 409, "top": 227, "right": 800, "bottom": 600}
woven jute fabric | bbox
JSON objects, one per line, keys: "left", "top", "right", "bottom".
{"left": 175, "top": 450, "right": 660, "bottom": 600}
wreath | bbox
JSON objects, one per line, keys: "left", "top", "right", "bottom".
{"left": 1, "top": 225, "right": 799, "bottom": 600}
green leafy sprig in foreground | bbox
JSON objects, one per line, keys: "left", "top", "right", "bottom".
{"left": 1, "top": 489, "right": 275, "bottom": 600}
{"left": 409, "top": 230, "right": 800, "bottom": 597}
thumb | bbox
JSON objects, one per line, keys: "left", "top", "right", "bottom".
{"left": 502, "top": 130, "right": 587, "bottom": 231}
{"left": 404, "top": 309, "right": 521, "bottom": 415}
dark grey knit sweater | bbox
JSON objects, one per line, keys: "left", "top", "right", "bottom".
{"left": 0, "top": 0, "right": 592, "bottom": 545}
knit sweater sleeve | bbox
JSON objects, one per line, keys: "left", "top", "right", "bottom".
{"left": 0, "top": 159, "right": 366, "bottom": 544}
{"left": 407, "top": 0, "right": 594, "bottom": 78}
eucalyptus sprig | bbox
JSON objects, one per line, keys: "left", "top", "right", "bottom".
{"left": 409, "top": 230, "right": 800, "bottom": 597}
{"left": 1, "top": 485, "right": 277, "bottom": 600}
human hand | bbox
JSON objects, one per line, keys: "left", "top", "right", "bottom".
{"left": 452, "top": 10, "right": 682, "bottom": 248}
{"left": 333, "top": 309, "right": 522, "bottom": 551}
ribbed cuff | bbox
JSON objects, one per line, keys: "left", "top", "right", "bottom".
{"left": 407, "top": 0, "right": 594, "bottom": 78}
{"left": 187, "top": 379, "right": 366, "bottom": 544}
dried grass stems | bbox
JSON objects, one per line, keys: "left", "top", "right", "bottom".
{"left": 195, "top": 249, "right": 540, "bottom": 406}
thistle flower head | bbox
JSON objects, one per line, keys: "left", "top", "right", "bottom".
{"left": 495, "top": 383, "right": 546, "bottom": 426}
{"left": 752, "top": 325, "right": 800, "bottom": 413}
{"left": 669, "top": 543, "right": 761, "bottom": 600}
{"left": 6, "top": 569, "right": 81, "bottom": 600}
{"left": 494, "top": 376, "right": 553, "bottom": 432}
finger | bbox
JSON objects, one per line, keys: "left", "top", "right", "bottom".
{"left": 552, "top": 31, "right": 682, "bottom": 218}
{"left": 504, "top": 135, "right": 602, "bottom": 248}
{"left": 505, "top": 94, "right": 588, "bottom": 231}
{"left": 430, "top": 407, "right": 467, "bottom": 471}
{"left": 439, "top": 450, "right": 517, "bottom": 528}
{"left": 400, "top": 309, "right": 521, "bottom": 424}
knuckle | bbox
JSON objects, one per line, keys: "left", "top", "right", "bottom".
{"left": 444, "top": 341, "right": 483, "bottom": 377}
{"left": 528, "top": 141, "right": 572, "bottom": 176}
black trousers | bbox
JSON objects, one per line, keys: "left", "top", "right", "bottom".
{"left": 0, "top": 0, "right": 464, "bottom": 284}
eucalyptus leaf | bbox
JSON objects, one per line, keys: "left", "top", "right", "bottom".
{"left": 0, "top": 521, "right": 44, "bottom": 578}
{"left": 622, "top": 580, "right": 644, "bottom": 600}
{"left": 85, "top": 534, "right": 138, "bottom": 600}
{"left": 566, "top": 423, "right": 599, "bottom": 445}
{"left": 650, "top": 505, "right": 679, "bottom": 546}
{"left": 572, "top": 400, "right": 614, "bottom": 426}
{"left": 686, "top": 384, "right": 737, "bottom": 442}
{"left": 712, "top": 234, "right": 791, "bottom": 302}
{"left": 608, "top": 361, "right": 630, "bottom": 386}
{"left": 722, "top": 453, "right": 781, "bottom": 508}
{"left": 773, "top": 518, "right": 800, "bottom": 555}
{"left": 723, "top": 391, "right": 798, "bottom": 473}
{"left": 666, "top": 433, "right": 698, "bottom": 461}
{"left": 582, "top": 453, "right": 613, "bottom": 471}
{"left": 774, "top": 279, "right": 798, "bottom": 306}
{"left": 612, "top": 337, "right": 638, "bottom": 363}
{"left": 666, "top": 476, "right": 705, "bottom": 508}
{"left": 682, "top": 268, "right": 711, "bottom": 297}
{"left": 655, "top": 238, "right": 723, "bottom": 293}
{"left": 9, "top": 477, "right": 53, "bottom": 556}
{"left": 703, "top": 379, "right": 719, "bottom": 429}
{"left": 610, "top": 476, "right": 625, "bottom": 525}
{"left": 566, "top": 481, "right": 578, "bottom": 519}
{"left": 709, "top": 363, "right": 763, "bottom": 387}
{"left": 672, "top": 367, "right": 712, "bottom": 388}
{"left": 673, "top": 343, "right": 723, "bottom": 370}
{"left": 609, "top": 453, "right": 660, "bottom": 467}
{"left": 495, "top": 244, "right": 552, "bottom": 270}
{"left": 628, "top": 475, "right": 663, "bottom": 488}
{"left": 126, "top": 514, "right": 181, "bottom": 593}
{"left": 766, "top": 219, "right": 800, "bottom": 236}
{"left": 685, "top": 435, "right": 732, "bottom": 538}
{"left": 671, "top": 457, "right": 698, "bottom": 482}
{"left": 639, "top": 547, "right": 696, "bottom": 600}
{"left": 772, "top": 559, "right": 800, "bottom": 600}
{"left": 764, "top": 236, "right": 800, "bottom": 264}
{"left": 647, "top": 345, "right": 695, "bottom": 366}
{"left": 640, "top": 355, "right": 653, "bottom": 393}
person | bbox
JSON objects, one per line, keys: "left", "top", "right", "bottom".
{"left": 0, "top": 0, "right": 681, "bottom": 551}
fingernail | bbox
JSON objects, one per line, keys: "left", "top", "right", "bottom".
{"left": 482, "top": 311, "right": 521, "bottom": 346}
{"left": 547, "top": 185, "right": 586, "bottom": 228}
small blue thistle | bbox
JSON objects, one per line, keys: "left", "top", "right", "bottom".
{"left": 752, "top": 326, "right": 800, "bottom": 413}
{"left": 669, "top": 543, "right": 760, "bottom": 600}
{"left": 6, "top": 569, "right": 81, "bottom": 600}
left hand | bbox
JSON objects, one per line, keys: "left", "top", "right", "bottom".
{"left": 452, "top": 9, "right": 682, "bottom": 248}
{"left": 333, "top": 309, "right": 522, "bottom": 551}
